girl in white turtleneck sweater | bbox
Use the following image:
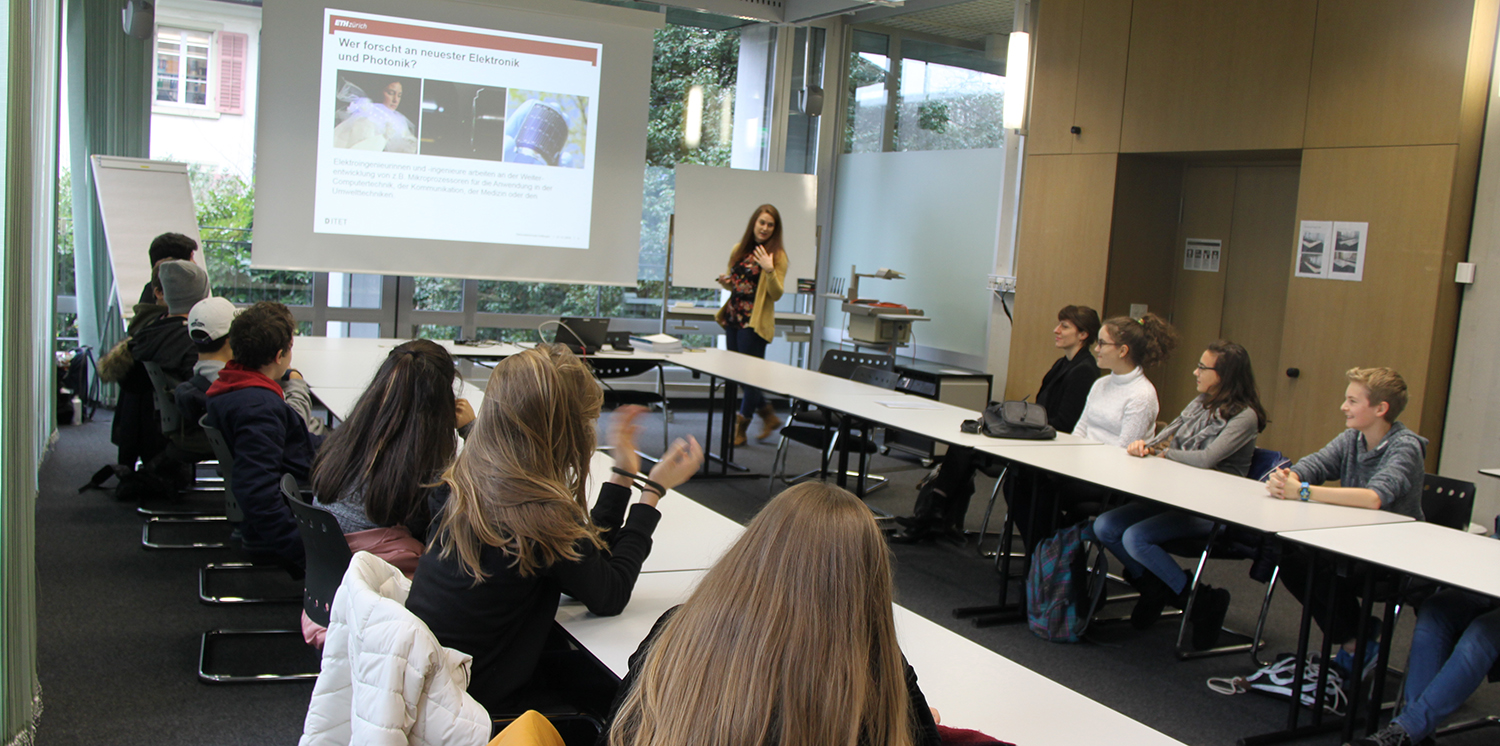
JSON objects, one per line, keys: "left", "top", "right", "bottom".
{"left": 1073, "top": 313, "right": 1177, "bottom": 447}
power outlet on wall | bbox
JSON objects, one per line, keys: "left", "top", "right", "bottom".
{"left": 988, "top": 275, "right": 1017, "bottom": 293}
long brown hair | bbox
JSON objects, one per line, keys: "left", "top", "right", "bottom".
{"left": 311, "top": 339, "right": 459, "bottom": 530}
{"left": 430, "top": 344, "right": 604, "bottom": 582}
{"left": 727, "top": 204, "right": 786, "bottom": 270}
{"left": 608, "top": 482, "right": 915, "bottom": 746}
{"left": 1202, "top": 340, "right": 1267, "bottom": 431}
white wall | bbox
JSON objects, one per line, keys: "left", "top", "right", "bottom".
{"left": 1440, "top": 28, "right": 1500, "bottom": 530}
{"left": 826, "top": 148, "right": 1005, "bottom": 369}
{"left": 148, "top": 0, "right": 261, "bottom": 179}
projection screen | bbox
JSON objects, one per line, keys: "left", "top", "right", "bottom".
{"left": 254, "top": 0, "right": 661, "bottom": 284}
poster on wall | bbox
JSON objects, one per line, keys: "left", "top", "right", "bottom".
{"left": 1328, "top": 222, "right": 1368, "bottom": 282}
{"left": 1296, "top": 220, "right": 1333, "bottom": 279}
{"left": 1184, "top": 238, "right": 1222, "bottom": 272}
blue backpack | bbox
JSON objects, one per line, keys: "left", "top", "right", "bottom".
{"left": 1026, "top": 521, "right": 1108, "bottom": 643}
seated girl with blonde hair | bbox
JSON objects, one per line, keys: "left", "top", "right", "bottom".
{"left": 606, "top": 481, "right": 943, "bottom": 746}
{"left": 405, "top": 344, "right": 703, "bottom": 715}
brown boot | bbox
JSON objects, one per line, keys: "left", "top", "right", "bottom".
{"left": 733, "top": 413, "right": 750, "bottom": 446}
{"left": 755, "top": 404, "right": 782, "bottom": 442}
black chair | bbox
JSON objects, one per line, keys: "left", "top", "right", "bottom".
{"left": 1160, "top": 448, "right": 1286, "bottom": 662}
{"left": 591, "top": 359, "right": 670, "bottom": 457}
{"left": 281, "top": 474, "right": 353, "bottom": 632}
{"left": 194, "top": 472, "right": 316, "bottom": 685}
{"left": 139, "top": 362, "right": 229, "bottom": 550}
{"left": 768, "top": 351, "right": 893, "bottom": 497}
{"left": 1421, "top": 473, "right": 1476, "bottom": 531}
{"left": 197, "top": 417, "right": 301, "bottom": 606}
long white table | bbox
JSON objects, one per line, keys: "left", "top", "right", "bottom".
{"left": 555, "top": 571, "right": 1188, "bottom": 746}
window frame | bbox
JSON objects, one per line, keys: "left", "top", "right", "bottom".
{"left": 152, "top": 22, "right": 221, "bottom": 119}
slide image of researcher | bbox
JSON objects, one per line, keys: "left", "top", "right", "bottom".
{"left": 416, "top": 79, "right": 510, "bottom": 162}
{"left": 331, "top": 71, "right": 421, "bottom": 154}
{"left": 503, "top": 90, "right": 588, "bottom": 168}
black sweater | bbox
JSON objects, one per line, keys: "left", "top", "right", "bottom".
{"left": 1035, "top": 350, "right": 1099, "bottom": 433}
{"left": 603, "top": 606, "right": 942, "bottom": 746}
{"left": 406, "top": 482, "right": 660, "bottom": 713}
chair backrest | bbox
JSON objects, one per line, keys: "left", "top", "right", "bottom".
{"left": 818, "top": 349, "right": 893, "bottom": 379}
{"left": 588, "top": 359, "right": 659, "bottom": 379}
{"left": 1248, "top": 448, "right": 1286, "bottom": 482}
{"left": 142, "top": 361, "right": 184, "bottom": 434}
{"left": 1421, "top": 473, "right": 1476, "bottom": 531}
{"left": 490, "top": 710, "right": 565, "bottom": 746}
{"left": 200, "top": 416, "right": 244, "bottom": 523}
{"left": 850, "top": 364, "right": 900, "bottom": 390}
{"left": 281, "top": 474, "right": 354, "bottom": 628}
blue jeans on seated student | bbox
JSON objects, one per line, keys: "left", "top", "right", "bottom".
{"left": 1392, "top": 589, "right": 1500, "bottom": 741}
{"left": 1093, "top": 501, "right": 1214, "bottom": 594}
{"left": 723, "top": 325, "right": 768, "bottom": 417}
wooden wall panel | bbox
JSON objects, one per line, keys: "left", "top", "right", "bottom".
{"left": 1026, "top": 0, "right": 1085, "bottom": 155}
{"left": 1219, "top": 166, "right": 1299, "bottom": 431}
{"left": 1026, "top": 0, "right": 1132, "bottom": 155}
{"left": 1269, "top": 146, "right": 1456, "bottom": 462}
{"left": 1303, "top": 0, "right": 1474, "bottom": 149}
{"left": 1070, "top": 0, "right": 1133, "bottom": 154}
{"left": 1006, "top": 153, "right": 1119, "bottom": 401}
{"left": 1162, "top": 167, "right": 1235, "bottom": 416}
{"left": 1101, "top": 156, "right": 1184, "bottom": 402}
{"left": 1119, "top": 0, "right": 1315, "bottom": 153}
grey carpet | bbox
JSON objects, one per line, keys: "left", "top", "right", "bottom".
{"left": 32, "top": 404, "right": 1500, "bottom": 745}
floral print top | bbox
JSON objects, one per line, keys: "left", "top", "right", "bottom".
{"left": 723, "top": 253, "right": 761, "bottom": 328}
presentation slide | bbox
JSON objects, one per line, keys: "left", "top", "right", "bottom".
{"left": 314, "top": 9, "right": 601, "bottom": 248}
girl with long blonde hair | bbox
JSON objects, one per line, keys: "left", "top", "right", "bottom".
{"left": 405, "top": 344, "right": 703, "bottom": 714}
{"left": 606, "top": 481, "right": 941, "bottom": 746}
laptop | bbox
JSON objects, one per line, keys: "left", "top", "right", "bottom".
{"left": 555, "top": 317, "right": 610, "bottom": 355}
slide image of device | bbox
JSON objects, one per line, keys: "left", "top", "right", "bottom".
{"left": 331, "top": 70, "right": 422, "bottom": 154}
{"left": 503, "top": 90, "right": 588, "bottom": 168}
{"left": 416, "top": 79, "right": 510, "bottom": 162}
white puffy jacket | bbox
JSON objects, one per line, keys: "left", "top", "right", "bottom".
{"left": 300, "top": 552, "right": 493, "bottom": 746}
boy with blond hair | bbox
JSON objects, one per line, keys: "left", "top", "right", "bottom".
{"left": 1266, "top": 367, "right": 1427, "bottom": 677}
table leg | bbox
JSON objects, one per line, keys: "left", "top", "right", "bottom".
{"left": 835, "top": 412, "right": 852, "bottom": 489}
{"left": 697, "top": 374, "right": 753, "bottom": 477}
{"left": 953, "top": 463, "right": 1035, "bottom": 627}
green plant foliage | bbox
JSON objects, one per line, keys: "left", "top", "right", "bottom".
{"left": 189, "top": 165, "right": 314, "bottom": 305}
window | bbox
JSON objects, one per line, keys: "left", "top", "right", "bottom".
{"left": 155, "top": 27, "right": 211, "bottom": 106}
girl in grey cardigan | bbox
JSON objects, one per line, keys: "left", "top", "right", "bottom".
{"left": 1091, "top": 341, "right": 1267, "bottom": 648}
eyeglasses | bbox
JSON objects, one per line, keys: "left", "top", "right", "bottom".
{"left": 1195, "top": 363, "right": 1217, "bottom": 372}
{"left": 1095, "top": 340, "right": 1120, "bottom": 348}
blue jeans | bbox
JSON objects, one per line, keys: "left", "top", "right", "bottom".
{"left": 1393, "top": 589, "right": 1500, "bottom": 740}
{"left": 722, "top": 325, "right": 768, "bottom": 416}
{"left": 1092, "top": 502, "right": 1214, "bottom": 594}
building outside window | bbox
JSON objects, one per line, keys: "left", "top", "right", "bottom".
{"left": 154, "top": 26, "right": 212, "bottom": 106}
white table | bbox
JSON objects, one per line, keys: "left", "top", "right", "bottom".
{"left": 975, "top": 443, "right": 1414, "bottom": 534}
{"left": 554, "top": 572, "right": 1188, "bottom": 746}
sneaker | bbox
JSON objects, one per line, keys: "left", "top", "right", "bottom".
{"left": 1346, "top": 721, "right": 1413, "bottom": 746}
{"left": 1334, "top": 643, "right": 1380, "bottom": 681}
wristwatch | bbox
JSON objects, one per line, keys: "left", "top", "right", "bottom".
{"left": 1299, "top": 482, "right": 1311, "bottom": 502}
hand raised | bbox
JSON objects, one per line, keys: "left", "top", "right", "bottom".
{"left": 609, "top": 405, "right": 647, "bottom": 479}
{"left": 455, "top": 398, "right": 476, "bottom": 430}
{"left": 643, "top": 436, "right": 704, "bottom": 501}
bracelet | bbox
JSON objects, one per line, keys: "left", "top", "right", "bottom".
{"left": 611, "top": 466, "right": 666, "bottom": 498}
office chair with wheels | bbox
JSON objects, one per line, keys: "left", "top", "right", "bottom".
{"left": 768, "top": 353, "right": 895, "bottom": 497}
{"left": 591, "top": 359, "right": 670, "bottom": 458}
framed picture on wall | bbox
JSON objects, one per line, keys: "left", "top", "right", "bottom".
{"left": 1328, "top": 222, "right": 1368, "bottom": 282}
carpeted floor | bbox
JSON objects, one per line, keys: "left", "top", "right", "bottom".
{"left": 32, "top": 404, "right": 1500, "bottom": 745}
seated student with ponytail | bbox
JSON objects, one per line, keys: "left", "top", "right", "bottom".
{"left": 1073, "top": 312, "right": 1177, "bottom": 448}
{"left": 606, "top": 482, "right": 944, "bottom": 746}
{"left": 405, "top": 345, "right": 704, "bottom": 716}
{"left": 1091, "top": 340, "right": 1266, "bottom": 648}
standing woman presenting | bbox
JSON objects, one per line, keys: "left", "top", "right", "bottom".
{"left": 715, "top": 204, "right": 789, "bottom": 446}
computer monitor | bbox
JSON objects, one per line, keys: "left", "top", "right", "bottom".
{"left": 555, "top": 317, "right": 610, "bottom": 355}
